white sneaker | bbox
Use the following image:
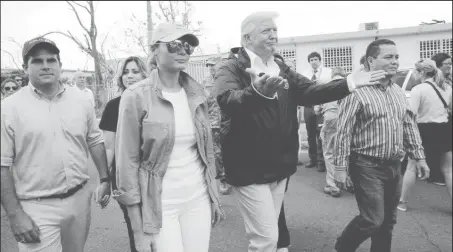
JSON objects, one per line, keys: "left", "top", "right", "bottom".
{"left": 277, "top": 248, "right": 289, "bottom": 252}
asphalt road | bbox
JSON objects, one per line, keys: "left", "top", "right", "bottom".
{"left": 2, "top": 152, "right": 452, "bottom": 252}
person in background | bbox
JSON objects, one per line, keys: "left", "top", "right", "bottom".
{"left": 301, "top": 52, "right": 332, "bottom": 170}
{"left": 214, "top": 11, "right": 387, "bottom": 252}
{"left": 398, "top": 59, "right": 452, "bottom": 212}
{"left": 14, "top": 75, "right": 23, "bottom": 87}
{"left": 1, "top": 78, "right": 20, "bottom": 100}
{"left": 333, "top": 38, "right": 429, "bottom": 252}
{"left": 431, "top": 52, "right": 452, "bottom": 86}
{"left": 74, "top": 71, "right": 95, "bottom": 107}
{"left": 1, "top": 36, "right": 110, "bottom": 252}
{"left": 99, "top": 56, "right": 148, "bottom": 252}
{"left": 202, "top": 58, "right": 231, "bottom": 195}
{"left": 314, "top": 66, "right": 346, "bottom": 198}
{"left": 114, "top": 23, "right": 224, "bottom": 252}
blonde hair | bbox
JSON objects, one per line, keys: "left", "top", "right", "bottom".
{"left": 115, "top": 56, "right": 148, "bottom": 92}
{"left": 415, "top": 59, "right": 446, "bottom": 90}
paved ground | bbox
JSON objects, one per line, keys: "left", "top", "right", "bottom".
{"left": 2, "top": 152, "right": 452, "bottom": 252}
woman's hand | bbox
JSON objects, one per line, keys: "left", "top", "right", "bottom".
{"left": 134, "top": 231, "right": 157, "bottom": 252}
{"left": 211, "top": 202, "right": 225, "bottom": 227}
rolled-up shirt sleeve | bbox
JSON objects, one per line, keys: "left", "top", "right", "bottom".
{"left": 113, "top": 90, "right": 143, "bottom": 205}
{"left": 1, "top": 105, "right": 15, "bottom": 167}
{"left": 86, "top": 103, "right": 104, "bottom": 147}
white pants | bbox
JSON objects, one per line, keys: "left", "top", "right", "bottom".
{"left": 232, "top": 178, "right": 287, "bottom": 252}
{"left": 18, "top": 182, "right": 93, "bottom": 252}
{"left": 155, "top": 193, "right": 212, "bottom": 252}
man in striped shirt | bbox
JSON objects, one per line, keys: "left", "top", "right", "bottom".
{"left": 333, "top": 39, "right": 430, "bottom": 252}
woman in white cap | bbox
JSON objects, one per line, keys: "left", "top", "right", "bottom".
{"left": 114, "top": 23, "right": 224, "bottom": 252}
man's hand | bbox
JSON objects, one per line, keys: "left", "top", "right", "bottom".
{"left": 134, "top": 232, "right": 157, "bottom": 252}
{"left": 8, "top": 209, "right": 41, "bottom": 244}
{"left": 211, "top": 202, "right": 226, "bottom": 227}
{"left": 414, "top": 159, "right": 430, "bottom": 180}
{"left": 245, "top": 68, "right": 288, "bottom": 97}
{"left": 95, "top": 182, "right": 111, "bottom": 208}
{"left": 350, "top": 70, "right": 388, "bottom": 88}
{"left": 334, "top": 169, "right": 350, "bottom": 190}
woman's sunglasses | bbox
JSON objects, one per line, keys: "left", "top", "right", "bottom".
{"left": 156, "top": 40, "right": 195, "bottom": 55}
{"left": 4, "top": 86, "right": 18, "bottom": 91}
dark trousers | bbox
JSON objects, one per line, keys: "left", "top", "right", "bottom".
{"left": 112, "top": 165, "right": 137, "bottom": 252}
{"left": 277, "top": 178, "right": 291, "bottom": 248}
{"left": 418, "top": 123, "right": 446, "bottom": 183}
{"left": 335, "top": 153, "right": 402, "bottom": 252}
{"left": 304, "top": 107, "right": 318, "bottom": 162}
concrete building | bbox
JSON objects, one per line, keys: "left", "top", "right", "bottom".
{"left": 186, "top": 22, "right": 452, "bottom": 81}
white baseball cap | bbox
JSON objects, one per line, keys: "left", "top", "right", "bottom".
{"left": 151, "top": 23, "right": 199, "bottom": 47}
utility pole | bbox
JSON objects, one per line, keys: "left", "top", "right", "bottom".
{"left": 147, "top": 1, "right": 153, "bottom": 53}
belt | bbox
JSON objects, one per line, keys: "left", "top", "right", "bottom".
{"left": 351, "top": 152, "right": 401, "bottom": 166}
{"left": 37, "top": 181, "right": 88, "bottom": 200}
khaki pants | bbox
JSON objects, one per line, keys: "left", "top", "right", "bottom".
{"left": 18, "top": 183, "right": 93, "bottom": 252}
{"left": 232, "top": 178, "right": 287, "bottom": 252}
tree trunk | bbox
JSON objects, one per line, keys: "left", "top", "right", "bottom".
{"left": 147, "top": 1, "right": 153, "bottom": 53}
{"left": 89, "top": 1, "right": 103, "bottom": 116}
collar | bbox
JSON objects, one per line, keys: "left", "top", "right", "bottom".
{"left": 377, "top": 79, "right": 394, "bottom": 91}
{"left": 312, "top": 66, "right": 322, "bottom": 74}
{"left": 29, "top": 82, "right": 66, "bottom": 99}
{"left": 244, "top": 47, "right": 274, "bottom": 66}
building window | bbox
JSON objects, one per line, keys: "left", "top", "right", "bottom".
{"left": 322, "top": 46, "right": 353, "bottom": 73}
{"left": 277, "top": 47, "right": 297, "bottom": 69}
{"left": 419, "top": 38, "right": 452, "bottom": 59}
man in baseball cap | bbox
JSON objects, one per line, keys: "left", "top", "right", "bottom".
{"left": 151, "top": 22, "right": 199, "bottom": 47}
{"left": 1, "top": 35, "right": 111, "bottom": 251}
{"left": 22, "top": 37, "right": 60, "bottom": 65}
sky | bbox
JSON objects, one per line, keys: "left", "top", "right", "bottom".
{"left": 1, "top": 1, "right": 452, "bottom": 71}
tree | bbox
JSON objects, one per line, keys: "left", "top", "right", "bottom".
{"left": 41, "top": 1, "right": 110, "bottom": 116}
{"left": 1, "top": 37, "right": 24, "bottom": 69}
{"left": 121, "top": 1, "right": 204, "bottom": 58}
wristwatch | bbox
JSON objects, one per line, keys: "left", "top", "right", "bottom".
{"left": 100, "top": 177, "right": 110, "bottom": 184}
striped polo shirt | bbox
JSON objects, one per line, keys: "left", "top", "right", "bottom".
{"left": 333, "top": 82, "right": 425, "bottom": 170}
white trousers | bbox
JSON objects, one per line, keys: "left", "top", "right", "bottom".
{"left": 155, "top": 193, "right": 212, "bottom": 252}
{"left": 18, "top": 183, "right": 93, "bottom": 252}
{"left": 232, "top": 178, "right": 287, "bottom": 252}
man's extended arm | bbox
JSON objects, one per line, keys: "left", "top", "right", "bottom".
{"left": 333, "top": 93, "right": 361, "bottom": 171}
{"left": 214, "top": 64, "right": 273, "bottom": 116}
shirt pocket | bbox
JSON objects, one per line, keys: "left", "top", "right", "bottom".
{"left": 141, "top": 121, "right": 170, "bottom": 171}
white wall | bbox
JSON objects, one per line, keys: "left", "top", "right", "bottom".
{"left": 294, "top": 30, "right": 452, "bottom": 73}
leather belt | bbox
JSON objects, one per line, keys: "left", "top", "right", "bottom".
{"left": 37, "top": 180, "right": 88, "bottom": 200}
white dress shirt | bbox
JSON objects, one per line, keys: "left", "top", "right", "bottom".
{"left": 301, "top": 66, "right": 332, "bottom": 85}
{"left": 245, "top": 48, "right": 281, "bottom": 99}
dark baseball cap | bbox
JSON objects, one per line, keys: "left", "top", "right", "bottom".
{"left": 22, "top": 37, "right": 60, "bottom": 62}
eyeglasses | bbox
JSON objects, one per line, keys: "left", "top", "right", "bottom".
{"left": 4, "top": 86, "right": 18, "bottom": 91}
{"left": 155, "top": 40, "right": 195, "bottom": 55}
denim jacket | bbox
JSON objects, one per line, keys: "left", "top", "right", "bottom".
{"left": 113, "top": 69, "right": 220, "bottom": 234}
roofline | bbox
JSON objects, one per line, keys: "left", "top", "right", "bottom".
{"left": 279, "top": 22, "right": 452, "bottom": 45}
